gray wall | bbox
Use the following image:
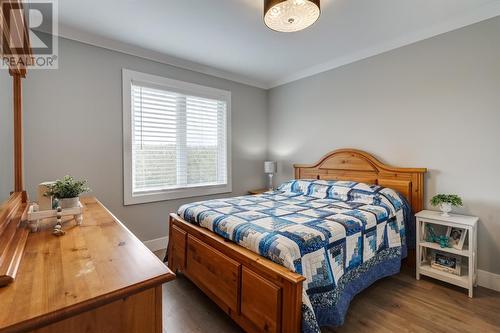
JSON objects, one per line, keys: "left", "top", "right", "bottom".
{"left": 268, "top": 17, "right": 500, "bottom": 274}
{"left": 10, "top": 17, "right": 500, "bottom": 275}
{"left": 23, "top": 36, "right": 268, "bottom": 241}
{"left": 0, "top": 73, "right": 13, "bottom": 202}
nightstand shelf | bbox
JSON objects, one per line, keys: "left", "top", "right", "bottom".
{"left": 418, "top": 241, "right": 469, "bottom": 257}
{"left": 419, "top": 263, "right": 469, "bottom": 289}
{"left": 415, "top": 210, "right": 478, "bottom": 298}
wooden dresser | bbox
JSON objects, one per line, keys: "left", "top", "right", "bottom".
{"left": 0, "top": 197, "right": 175, "bottom": 333}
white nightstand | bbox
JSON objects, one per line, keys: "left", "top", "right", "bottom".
{"left": 415, "top": 210, "right": 478, "bottom": 297}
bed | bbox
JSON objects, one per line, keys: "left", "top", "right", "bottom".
{"left": 167, "top": 149, "right": 426, "bottom": 333}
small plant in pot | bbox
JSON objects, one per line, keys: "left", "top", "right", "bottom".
{"left": 45, "top": 176, "right": 90, "bottom": 209}
{"left": 430, "top": 194, "right": 463, "bottom": 217}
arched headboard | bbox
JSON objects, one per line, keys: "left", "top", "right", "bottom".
{"left": 293, "top": 149, "right": 427, "bottom": 212}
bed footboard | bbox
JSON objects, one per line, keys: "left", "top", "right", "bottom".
{"left": 168, "top": 213, "right": 305, "bottom": 333}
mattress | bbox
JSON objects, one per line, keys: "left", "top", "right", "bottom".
{"left": 178, "top": 179, "right": 410, "bottom": 332}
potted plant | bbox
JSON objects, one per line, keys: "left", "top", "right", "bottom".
{"left": 45, "top": 175, "right": 90, "bottom": 209}
{"left": 430, "top": 194, "right": 463, "bottom": 217}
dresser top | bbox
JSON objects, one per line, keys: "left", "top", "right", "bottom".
{"left": 0, "top": 197, "right": 175, "bottom": 332}
{"left": 415, "top": 210, "right": 479, "bottom": 226}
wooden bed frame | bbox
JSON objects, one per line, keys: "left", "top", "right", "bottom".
{"left": 168, "top": 149, "right": 426, "bottom": 333}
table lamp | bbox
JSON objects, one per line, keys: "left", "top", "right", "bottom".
{"left": 264, "top": 161, "right": 277, "bottom": 190}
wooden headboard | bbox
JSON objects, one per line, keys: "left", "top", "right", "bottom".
{"left": 294, "top": 149, "right": 427, "bottom": 213}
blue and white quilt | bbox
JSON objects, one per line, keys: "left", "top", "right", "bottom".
{"left": 178, "top": 179, "right": 410, "bottom": 332}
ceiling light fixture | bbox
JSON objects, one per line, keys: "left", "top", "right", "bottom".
{"left": 264, "top": 0, "right": 320, "bottom": 32}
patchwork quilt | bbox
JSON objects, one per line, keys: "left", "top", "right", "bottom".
{"left": 178, "top": 179, "right": 410, "bottom": 332}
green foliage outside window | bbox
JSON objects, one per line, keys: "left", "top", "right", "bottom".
{"left": 133, "top": 144, "right": 219, "bottom": 191}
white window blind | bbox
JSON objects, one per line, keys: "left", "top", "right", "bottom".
{"left": 123, "top": 69, "right": 231, "bottom": 205}
{"left": 132, "top": 85, "right": 227, "bottom": 194}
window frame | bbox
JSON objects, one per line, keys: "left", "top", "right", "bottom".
{"left": 122, "top": 69, "right": 232, "bottom": 205}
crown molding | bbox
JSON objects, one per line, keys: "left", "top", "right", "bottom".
{"left": 55, "top": 2, "right": 500, "bottom": 91}
{"left": 56, "top": 24, "right": 270, "bottom": 90}
{"left": 269, "top": 2, "right": 500, "bottom": 88}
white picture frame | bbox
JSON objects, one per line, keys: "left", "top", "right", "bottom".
{"left": 446, "top": 226, "right": 467, "bottom": 250}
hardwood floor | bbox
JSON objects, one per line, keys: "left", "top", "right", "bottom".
{"left": 163, "top": 273, "right": 244, "bottom": 333}
{"left": 155, "top": 250, "right": 500, "bottom": 333}
{"left": 327, "top": 271, "right": 500, "bottom": 333}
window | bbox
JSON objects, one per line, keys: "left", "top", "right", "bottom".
{"left": 123, "top": 69, "right": 231, "bottom": 205}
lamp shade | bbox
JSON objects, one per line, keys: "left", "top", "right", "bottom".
{"left": 264, "top": 0, "right": 321, "bottom": 32}
{"left": 264, "top": 161, "right": 277, "bottom": 174}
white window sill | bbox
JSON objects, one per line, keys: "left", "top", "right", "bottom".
{"left": 124, "top": 183, "right": 232, "bottom": 205}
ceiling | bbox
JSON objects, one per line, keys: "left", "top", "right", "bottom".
{"left": 57, "top": 0, "right": 500, "bottom": 89}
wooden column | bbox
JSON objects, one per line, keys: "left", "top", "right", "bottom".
{"left": 13, "top": 73, "right": 23, "bottom": 192}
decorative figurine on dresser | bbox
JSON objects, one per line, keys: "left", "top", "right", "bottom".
{"left": 416, "top": 194, "right": 478, "bottom": 297}
{"left": 28, "top": 176, "right": 90, "bottom": 234}
{"left": 52, "top": 207, "right": 65, "bottom": 236}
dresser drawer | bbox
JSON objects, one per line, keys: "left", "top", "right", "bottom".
{"left": 241, "top": 267, "right": 282, "bottom": 333}
{"left": 185, "top": 235, "right": 240, "bottom": 313}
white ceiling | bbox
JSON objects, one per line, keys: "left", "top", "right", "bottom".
{"left": 57, "top": 0, "right": 500, "bottom": 88}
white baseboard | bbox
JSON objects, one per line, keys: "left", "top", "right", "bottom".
{"left": 143, "top": 236, "right": 169, "bottom": 252}
{"left": 478, "top": 269, "right": 500, "bottom": 292}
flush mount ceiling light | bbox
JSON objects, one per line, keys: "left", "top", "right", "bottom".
{"left": 264, "top": 0, "right": 321, "bottom": 32}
